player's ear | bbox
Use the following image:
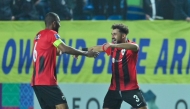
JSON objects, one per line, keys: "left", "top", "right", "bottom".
{"left": 122, "top": 33, "right": 126, "bottom": 39}
{"left": 52, "top": 21, "right": 56, "bottom": 27}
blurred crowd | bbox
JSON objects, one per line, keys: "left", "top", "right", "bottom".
{"left": 143, "top": 0, "right": 190, "bottom": 22}
{"left": 0, "top": 0, "right": 190, "bottom": 21}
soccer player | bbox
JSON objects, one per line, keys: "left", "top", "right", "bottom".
{"left": 31, "top": 12, "right": 99, "bottom": 109}
{"left": 81, "top": 24, "right": 147, "bottom": 109}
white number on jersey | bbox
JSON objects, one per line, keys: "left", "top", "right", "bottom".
{"left": 33, "top": 42, "right": 37, "bottom": 62}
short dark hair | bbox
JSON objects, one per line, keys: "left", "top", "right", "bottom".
{"left": 45, "top": 12, "right": 59, "bottom": 27}
{"left": 111, "top": 24, "right": 129, "bottom": 35}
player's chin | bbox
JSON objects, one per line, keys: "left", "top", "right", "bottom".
{"left": 117, "top": 41, "right": 122, "bottom": 43}
{"left": 112, "top": 41, "right": 117, "bottom": 44}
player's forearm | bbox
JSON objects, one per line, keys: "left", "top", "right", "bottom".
{"left": 63, "top": 46, "right": 88, "bottom": 56}
{"left": 56, "top": 49, "right": 62, "bottom": 56}
{"left": 57, "top": 43, "right": 88, "bottom": 56}
{"left": 111, "top": 43, "right": 139, "bottom": 51}
{"left": 82, "top": 45, "right": 103, "bottom": 52}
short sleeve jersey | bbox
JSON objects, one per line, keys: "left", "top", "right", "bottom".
{"left": 31, "top": 29, "right": 60, "bottom": 86}
{"left": 103, "top": 41, "right": 139, "bottom": 91}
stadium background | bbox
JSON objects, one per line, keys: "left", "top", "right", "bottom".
{"left": 1, "top": 1, "right": 190, "bottom": 109}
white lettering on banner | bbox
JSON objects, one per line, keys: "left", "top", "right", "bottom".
{"left": 34, "top": 84, "right": 190, "bottom": 109}
{"left": 72, "top": 98, "right": 100, "bottom": 109}
{"left": 175, "top": 99, "right": 188, "bottom": 109}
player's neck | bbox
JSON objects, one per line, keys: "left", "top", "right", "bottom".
{"left": 45, "top": 26, "right": 53, "bottom": 30}
{"left": 122, "top": 40, "right": 126, "bottom": 43}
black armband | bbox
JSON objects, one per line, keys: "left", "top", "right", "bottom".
{"left": 82, "top": 48, "right": 88, "bottom": 51}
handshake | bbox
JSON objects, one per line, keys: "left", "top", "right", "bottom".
{"left": 72, "top": 43, "right": 112, "bottom": 59}
{"left": 83, "top": 48, "right": 99, "bottom": 58}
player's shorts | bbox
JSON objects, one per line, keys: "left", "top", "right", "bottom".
{"left": 103, "top": 89, "right": 147, "bottom": 109}
{"left": 32, "top": 85, "right": 67, "bottom": 109}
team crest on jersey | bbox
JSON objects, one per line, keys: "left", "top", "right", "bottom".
{"left": 54, "top": 34, "right": 60, "bottom": 39}
{"left": 121, "top": 49, "right": 126, "bottom": 55}
{"left": 112, "top": 58, "right": 122, "bottom": 63}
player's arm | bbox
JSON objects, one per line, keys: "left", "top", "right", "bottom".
{"left": 82, "top": 45, "right": 104, "bottom": 52}
{"left": 53, "top": 39, "right": 99, "bottom": 57}
{"left": 56, "top": 48, "right": 62, "bottom": 56}
{"left": 105, "top": 43, "right": 139, "bottom": 52}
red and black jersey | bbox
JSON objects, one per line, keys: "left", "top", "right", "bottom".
{"left": 103, "top": 42, "right": 139, "bottom": 91}
{"left": 31, "top": 29, "right": 60, "bottom": 86}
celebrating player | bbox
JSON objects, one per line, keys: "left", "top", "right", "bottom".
{"left": 81, "top": 23, "right": 147, "bottom": 109}
{"left": 31, "top": 12, "right": 99, "bottom": 109}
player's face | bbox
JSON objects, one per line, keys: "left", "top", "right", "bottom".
{"left": 53, "top": 17, "right": 61, "bottom": 32}
{"left": 111, "top": 29, "right": 123, "bottom": 44}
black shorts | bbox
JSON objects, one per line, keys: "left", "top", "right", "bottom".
{"left": 32, "top": 85, "right": 67, "bottom": 109}
{"left": 103, "top": 89, "right": 147, "bottom": 109}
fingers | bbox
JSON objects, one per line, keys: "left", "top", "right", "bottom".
{"left": 93, "top": 52, "right": 99, "bottom": 58}
{"left": 72, "top": 55, "right": 78, "bottom": 59}
{"left": 87, "top": 50, "right": 99, "bottom": 58}
{"left": 89, "top": 48, "right": 93, "bottom": 51}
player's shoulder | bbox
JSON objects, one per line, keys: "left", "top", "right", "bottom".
{"left": 36, "top": 29, "right": 61, "bottom": 41}
{"left": 127, "top": 40, "right": 137, "bottom": 44}
{"left": 47, "top": 30, "right": 59, "bottom": 39}
{"left": 49, "top": 29, "right": 57, "bottom": 34}
{"left": 40, "top": 29, "right": 57, "bottom": 34}
{"left": 41, "top": 29, "right": 59, "bottom": 37}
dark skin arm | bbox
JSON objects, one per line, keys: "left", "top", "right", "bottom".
{"left": 56, "top": 48, "right": 61, "bottom": 56}
{"left": 56, "top": 42, "right": 99, "bottom": 58}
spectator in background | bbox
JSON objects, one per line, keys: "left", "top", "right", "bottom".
{"left": 34, "top": 0, "right": 49, "bottom": 20}
{"left": 0, "top": 0, "right": 14, "bottom": 20}
{"left": 91, "top": 0, "right": 127, "bottom": 19}
{"left": 65, "top": 0, "right": 76, "bottom": 16}
{"left": 154, "top": 0, "right": 163, "bottom": 19}
{"left": 170, "top": 0, "right": 190, "bottom": 22}
{"left": 159, "top": 0, "right": 173, "bottom": 20}
{"left": 72, "top": 0, "right": 85, "bottom": 20}
{"left": 49, "top": 0, "right": 72, "bottom": 20}
{"left": 92, "top": 0, "right": 107, "bottom": 16}
{"left": 143, "top": 0, "right": 174, "bottom": 20}
{"left": 142, "top": 0, "right": 153, "bottom": 20}
{"left": 142, "top": 0, "right": 164, "bottom": 21}
{"left": 121, "top": 0, "right": 127, "bottom": 20}
{"left": 107, "top": 0, "right": 122, "bottom": 16}
{"left": 107, "top": 0, "right": 127, "bottom": 19}
{"left": 12, "top": 0, "right": 39, "bottom": 20}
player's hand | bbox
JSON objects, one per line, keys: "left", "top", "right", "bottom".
{"left": 73, "top": 55, "right": 79, "bottom": 59}
{"left": 86, "top": 49, "right": 99, "bottom": 58}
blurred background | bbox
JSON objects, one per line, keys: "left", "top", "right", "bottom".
{"left": 0, "top": 0, "right": 190, "bottom": 109}
{"left": 1, "top": 0, "right": 190, "bottom": 21}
